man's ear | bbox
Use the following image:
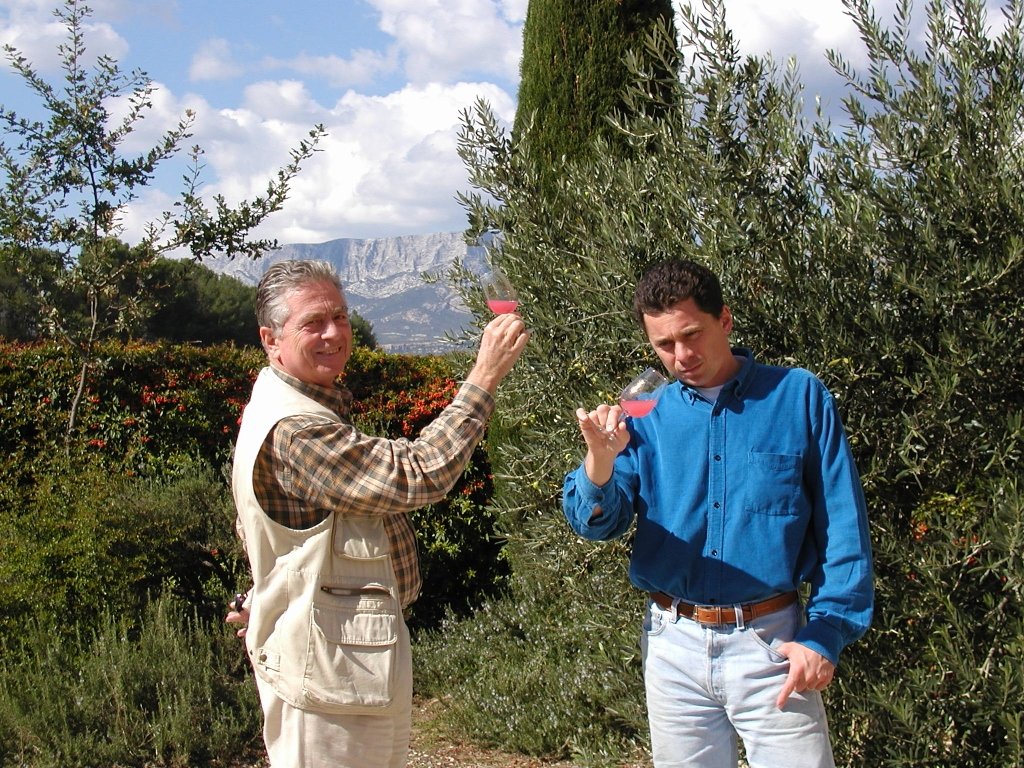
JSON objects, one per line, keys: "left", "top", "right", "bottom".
{"left": 720, "top": 305, "right": 734, "bottom": 334}
{"left": 259, "top": 326, "right": 280, "bottom": 362}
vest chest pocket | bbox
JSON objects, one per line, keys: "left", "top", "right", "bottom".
{"left": 300, "top": 590, "right": 399, "bottom": 712}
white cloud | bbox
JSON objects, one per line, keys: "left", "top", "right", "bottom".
{"left": 254, "top": 80, "right": 516, "bottom": 242}
{"left": 266, "top": 47, "right": 400, "bottom": 90}
{"left": 709, "top": 0, "right": 863, "bottom": 60}
{"left": 686, "top": 0, "right": 1009, "bottom": 85}
{"left": 0, "top": 1, "right": 129, "bottom": 74}
{"left": 116, "top": 75, "right": 516, "bottom": 247}
{"left": 189, "top": 38, "right": 244, "bottom": 81}
{"left": 369, "top": 0, "right": 522, "bottom": 84}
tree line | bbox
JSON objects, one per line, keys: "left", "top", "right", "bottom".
{"left": 0, "top": 253, "right": 377, "bottom": 348}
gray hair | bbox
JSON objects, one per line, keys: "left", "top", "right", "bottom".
{"left": 255, "top": 259, "right": 344, "bottom": 331}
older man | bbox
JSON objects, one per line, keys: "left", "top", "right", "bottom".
{"left": 229, "top": 259, "right": 528, "bottom": 768}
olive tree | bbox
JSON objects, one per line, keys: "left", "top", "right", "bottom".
{"left": 0, "top": 0, "right": 324, "bottom": 444}
{"left": 430, "top": 0, "right": 1023, "bottom": 764}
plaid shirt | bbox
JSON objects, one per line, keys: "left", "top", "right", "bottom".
{"left": 253, "top": 367, "right": 495, "bottom": 608}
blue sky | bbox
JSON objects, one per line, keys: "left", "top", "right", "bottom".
{"left": 0, "top": 0, "right": 1009, "bottom": 247}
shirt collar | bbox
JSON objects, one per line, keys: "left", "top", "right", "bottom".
{"left": 677, "top": 347, "right": 756, "bottom": 402}
{"left": 730, "top": 347, "right": 756, "bottom": 399}
{"left": 269, "top": 365, "right": 353, "bottom": 417}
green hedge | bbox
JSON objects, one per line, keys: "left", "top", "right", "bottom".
{"left": 0, "top": 340, "right": 507, "bottom": 638}
{"left": 0, "top": 340, "right": 262, "bottom": 476}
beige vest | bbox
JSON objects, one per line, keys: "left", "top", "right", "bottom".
{"left": 232, "top": 367, "right": 405, "bottom": 714}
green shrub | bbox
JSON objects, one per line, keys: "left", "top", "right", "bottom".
{"left": 0, "top": 594, "right": 261, "bottom": 768}
{"left": 415, "top": 525, "right": 648, "bottom": 762}
{"left": 0, "top": 340, "right": 508, "bottom": 637}
{"left": 414, "top": 541, "right": 649, "bottom": 765}
{"left": 828, "top": 479, "right": 1024, "bottom": 766}
{"left": 0, "top": 456, "right": 245, "bottom": 644}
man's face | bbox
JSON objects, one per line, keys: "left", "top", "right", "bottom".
{"left": 643, "top": 297, "right": 736, "bottom": 389}
{"left": 259, "top": 279, "right": 352, "bottom": 387}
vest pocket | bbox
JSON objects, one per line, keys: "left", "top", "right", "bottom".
{"left": 300, "top": 586, "right": 398, "bottom": 711}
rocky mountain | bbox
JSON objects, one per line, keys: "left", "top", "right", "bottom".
{"left": 204, "top": 231, "right": 488, "bottom": 353}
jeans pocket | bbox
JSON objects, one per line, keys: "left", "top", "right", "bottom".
{"left": 744, "top": 626, "right": 788, "bottom": 664}
{"left": 742, "top": 604, "right": 800, "bottom": 664}
{"left": 643, "top": 601, "right": 668, "bottom": 637}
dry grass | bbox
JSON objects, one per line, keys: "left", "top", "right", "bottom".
{"left": 407, "top": 696, "right": 581, "bottom": 767}
{"left": 408, "top": 697, "right": 653, "bottom": 768}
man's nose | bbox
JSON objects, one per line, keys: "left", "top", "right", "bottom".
{"left": 323, "top": 319, "right": 346, "bottom": 339}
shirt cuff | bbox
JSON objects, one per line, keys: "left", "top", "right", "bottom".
{"left": 455, "top": 380, "right": 496, "bottom": 420}
{"left": 796, "top": 617, "right": 845, "bottom": 666}
{"left": 565, "top": 467, "right": 620, "bottom": 537}
{"left": 573, "top": 468, "right": 610, "bottom": 501}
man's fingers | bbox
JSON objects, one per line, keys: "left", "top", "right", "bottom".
{"left": 776, "top": 674, "right": 797, "bottom": 709}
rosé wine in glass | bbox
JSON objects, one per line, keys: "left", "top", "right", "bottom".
{"left": 617, "top": 367, "right": 669, "bottom": 420}
{"left": 486, "top": 298, "right": 519, "bottom": 314}
{"left": 481, "top": 268, "right": 518, "bottom": 315}
{"left": 619, "top": 398, "right": 658, "bottom": 418}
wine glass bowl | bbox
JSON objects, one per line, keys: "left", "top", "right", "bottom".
{"left": 481, "top": 268, "right": 519, "bottom": 314}
{"left": 618, "top": 367, "right": 669, "bottom": 418}
{"left": 474, "top": 229, "right": 519, "bottom": 314}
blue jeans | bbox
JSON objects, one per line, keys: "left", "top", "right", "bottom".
{"left": 641, "top": 598, "right": 835, "bottom": 768}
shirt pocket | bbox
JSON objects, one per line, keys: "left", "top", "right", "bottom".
{"left": 744, "top": 451, "right": 803, "bottom": 516}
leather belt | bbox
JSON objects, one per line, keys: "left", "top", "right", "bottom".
{"left": 649, "top": 590, "right": 798, "bottom": 625}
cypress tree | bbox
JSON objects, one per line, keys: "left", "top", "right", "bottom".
{"left": 514, "top": 0, "right": 677, "bottom": 170}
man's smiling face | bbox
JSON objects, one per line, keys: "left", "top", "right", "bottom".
{"left": 260, "top": 279, "right": 352, "bottom": 387}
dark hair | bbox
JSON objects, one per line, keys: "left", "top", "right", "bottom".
{"left": 631, "top": 259, "right": 725, "bottom": 327}
{"left": 255, "top": 260, "right": 343, "bottom": 331}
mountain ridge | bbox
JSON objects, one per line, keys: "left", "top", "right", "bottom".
{"left": 204, "top": 231, "right": 486, "bottom": 353}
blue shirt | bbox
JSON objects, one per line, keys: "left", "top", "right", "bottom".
{"left": 563, "top": 349, "right": 873, "bottom": 664}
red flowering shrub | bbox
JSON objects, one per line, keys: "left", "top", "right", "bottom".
{"left": 0, "top": 341, "right": 504, "bottom": 635}
{"left": 0, "top": 340, "right": 264, "bottom": 474}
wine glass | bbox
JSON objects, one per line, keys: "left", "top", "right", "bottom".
{"left": 618, "top": 367, "right": 669, "bottom": 419}
{"left": 474, "top": 229, "right": 519, "bottom": 314}
{"left": 481, "top": 267, "right": 519, "bottom": 314}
